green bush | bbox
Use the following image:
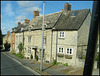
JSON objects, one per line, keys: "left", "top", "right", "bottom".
{"left": 17, "top": 43, "right": 23, "bottom": 53}
{"left": 35, "top": 55, "right": 38, "bottom": 61}
{"left": 82, "top": 56, "right": 86, "bottom": 59}
{"left": 53, "top": 59, "right": 57, "bottom": 65}
{"left": 30, "top": 54, "right": 33, "bottom": 59}
{"left": 15, "top": 53, "right": 24, "bottom": 59}
{"left": 64, "top": 63, "right": 68, "bottom": 66}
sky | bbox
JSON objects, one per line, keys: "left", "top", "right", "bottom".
{"left": 1, "top": 1, "right": 93, "bottom": 35}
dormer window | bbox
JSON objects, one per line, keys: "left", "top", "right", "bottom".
{"left": 72, "top": 12, "right": 78, "bottom": 16}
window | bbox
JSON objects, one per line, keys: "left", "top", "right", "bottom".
{"left": 28, "top": 47, "right": 31, "bottom": 54}
{"left": 66, "top": 48, "right": 73, "bottom": 55}
{"left": 44, "top": 37, "right": 46, "bottom": 44}
{"left": 72, "top": 12, "right": 78, "bottom": 16}
{"left": 59, "top": 32, "right": 65, "bottom": 38}
{"left": 28, "top": 36, "right": 31, "bottom": 43}
{"left": 58, "top": 47, "right": 64, "bottom": 53}
{"left": 39, "top": 49, "right": 45, "bottom": 58}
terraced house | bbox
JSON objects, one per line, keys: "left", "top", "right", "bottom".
{"left": 12, "top": 2, "right": 91, "bottom": 66}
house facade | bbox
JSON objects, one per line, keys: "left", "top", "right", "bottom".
{"left": 13, "top": 2, "right": 91, "bottom": 66}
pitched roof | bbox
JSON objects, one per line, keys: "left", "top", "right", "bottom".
{"left": 27, "top": 11, "right": 62, "bottom": 29}
{"left": 13, "top": 8, "right": 90, "bottom": 33}
{"left": 53, "top": 9, "right": 90, "bottom": 30}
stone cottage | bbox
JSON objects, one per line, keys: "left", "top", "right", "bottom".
{"left": 13, "top": 2, "right": 91, "bottom": 66}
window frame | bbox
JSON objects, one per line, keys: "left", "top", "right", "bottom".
{"left": 28, "top": 36, "right": 31, "bottom": 43}
{"left": 66, "top": 48, "right": 73, "bottom": 55}
{"left": 58, "top": 47, "right": 64, "bottom": 53}
{"left": 44, "top": 37, "right": 46, "bottom": 44}
{"left": 59, "top": 32, "right": 65, "bottom": 38}
{"left": 28, "top": 47, "right": 31, "bottom": 54}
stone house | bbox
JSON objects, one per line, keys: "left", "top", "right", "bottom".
{"left": 3, "top": 31, "right": 11, "bottom": 49}
{"left": 13, "top": 2, "right": 91, "bottom": 66}
{"left": 12, "top": 18, "right": 30, "bottom": 53}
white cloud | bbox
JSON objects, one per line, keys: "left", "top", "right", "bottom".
{"left": 2, "top": 27, "right": 7, "bottom": 30}
{"left": 16, "top": 1, "right": 42, "bottom": 14}
{"left": 40, "top": 13, "right": 43, "bottom": 16}
{"left": 25, "top": 6, "right": 42, "bottom": 13}
{"left": 17, "top": 1, "right": 41, "bottom": 8}
{"left": 3, "top": 3, "right": 15, "bottom": 16}
{"left": 15, "top": 15, "right": 26, "bottom": 25}
{"left": 15, "top": 15, "right": 26, "bottom": 21}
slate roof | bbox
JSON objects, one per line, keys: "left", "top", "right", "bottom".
{"left": 24, "top": 11, "right": 62, "bottom": 30}
{"left": 53, "top": 9, "right": 90, "bottom": 30}
{"left": 12, "top": 24, "right": 27, "bottom": 33}
{"left": 13, "top": 8, "right": 90, "bottom": 33}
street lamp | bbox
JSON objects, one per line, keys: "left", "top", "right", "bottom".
{"left": 40, "top": 1, "right": 45, "bottom": 71}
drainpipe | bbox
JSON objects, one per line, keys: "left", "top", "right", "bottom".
{"left": 83, "top": 1, "right": 99, "bottom": 75}
{"left": 56, "top": 30, "right": 58, "bottom": 61}
{"left": 50, "top": 30, "right": 53, "bottom": 62}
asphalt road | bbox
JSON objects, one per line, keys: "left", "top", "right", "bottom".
{"left": 1, "top": 52, "right": 35, "bottom": 75}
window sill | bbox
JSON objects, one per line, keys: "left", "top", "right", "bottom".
{"left": 65, "top": 55, "right": 72, "bottom": 59}
{"left": 57, "top": 53, "right": 64, "bottom": 57}
{"left": 59, "top": 37, "right": 65, "bottom": 39}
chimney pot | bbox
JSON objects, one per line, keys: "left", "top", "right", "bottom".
{"left": 18, "top": 22, "right": 21, "bottom": 26}
{"left": 24, "top": 18, "right": 30, "bottom": 25}
{"left": 61, "top": 9, "right": 63, "bottom": 11}
{"left": 33, "top": 10, "right": 39, "bottom": 18}
{"left": 64, "top": 2, "right": 71, "bottom": 13}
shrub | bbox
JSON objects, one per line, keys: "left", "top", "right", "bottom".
{"left": 35, "top": 55, "right": 38, "bottom": 61}
{"left": 30, "top": 54, "right": 33, "bottom": 59}
{"left": 17, "top": 43, "right": 23, "bottom": 53}
{"left": 53, "top": 59, "right": 57, "bottom": 65}
{"left": 15, "top": 53, "right": 24, "bottom": 59}
{"left": 82, "top": 56, "right": 86, "bottom": 59}
{"left": 64, "top": 63, "right": 68, "bottom": 66}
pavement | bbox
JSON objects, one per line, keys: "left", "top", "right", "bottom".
{"left": 2, "top": 51, "right": 99, "bottom": 75}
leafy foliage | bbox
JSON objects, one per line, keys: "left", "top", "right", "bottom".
{"left": 63, "top": 63, "right": 68, "bottom": 66}
{"left": 4, "top": 42, "right": 10, "bottom": 50}
{"left": 35, "top": 54, "right": 38, "bottom": 61}
{"left": 15, "top": 53, "right": 24, "bottom": 59}
{"left": 30, "top": 54, "right": 33, "bottom": 59}
{"left": 18, "top": 42, "right": 23, "bottom": 53}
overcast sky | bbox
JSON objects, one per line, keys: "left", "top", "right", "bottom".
{"left": 1, "top": 1, "right": 93, "bottom": 34}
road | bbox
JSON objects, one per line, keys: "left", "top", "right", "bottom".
{"left": 1, "top": 52, "right": 35, "bottom": 75}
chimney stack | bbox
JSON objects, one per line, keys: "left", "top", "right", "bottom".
{"left": 24, "top": 18, "right": 30, "bottom": 25}
{"left": 33, "top": 10, "right": 39, "bottom": 18}
{"left": 64, "top": 2, "right": 71, "bottom": 13}
{"left": 7, "top": 31, "right": 10, "bottom": 42}
{"left": 61, "top": 9, "right": 63, "bottom": 12}
{"left": 18, "top": 22, "right": 21, "bottom": 26}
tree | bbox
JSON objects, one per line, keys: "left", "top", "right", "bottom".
{"left": 4, "top": 42, "right": 10, "bottom": 50}
{"left": 18, "top": 42, "right": 23, "bottom": 53}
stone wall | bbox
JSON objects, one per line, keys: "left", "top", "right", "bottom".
{"left": 52, "top": 31, "right": 78, "bottom": 66}
{"left": 77, "top": 12, "right": 91, "bottom": 58}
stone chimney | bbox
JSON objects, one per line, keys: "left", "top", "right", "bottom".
{"left": 61, "top": 9, "right": 63, "bottom": 12}
{"left": 64, "top": 2, "right": 71, "bottom": 13}
{"left": 33, "top": 10, "right": 39, "bottom": 18}
{"left": 18, "top": 22, "right": 21, "bottom": 26}
{"left": 24, "top": 18, "right": 30, "bottom": 25}
{"left": 7, "top": 31, "right": 10, "bottom": 42}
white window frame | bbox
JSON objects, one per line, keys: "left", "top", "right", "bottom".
{"left": 59, "top": 32, "right": 65, "bottom": 38}
{"left": 58, "top": 47, "right": 64, "bottom": 53}
{"left": 66, "top": 48, "right": 73, "bottom": 55}
{"left": 44, "top": 37, "right": 46, "bottom": 44}
{"left": 28, "top": 36, "right": 31, "bottom": 43}
{"left": 28, "top": 47, "right": 31, "bottom": 54}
